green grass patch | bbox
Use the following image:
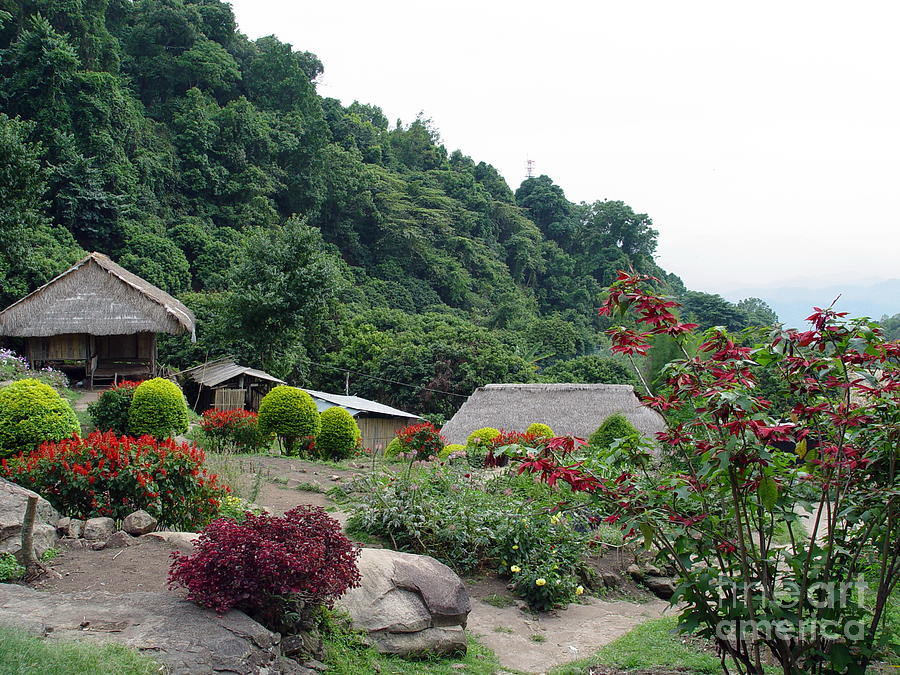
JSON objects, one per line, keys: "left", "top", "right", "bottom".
{"left": 481, "top": 593, "right": 516, "bottom": 608}
{"left": 548, "top": 616, "right": 722, "bottom": 675}
{"left": 0, "top": 553, "right": 24, "bottom": 582}
{"left": 0, "top": 625, "right": 160, "bottom": 674}
{"left": 294, "top": 481, "right": 325, "bottom": 493}
{"left": 322, "top": 611, "right": 499, "bottom": 675}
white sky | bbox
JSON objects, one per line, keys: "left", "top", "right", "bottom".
{"left": 228, "top": 0, "right": 900, "bottom": 294}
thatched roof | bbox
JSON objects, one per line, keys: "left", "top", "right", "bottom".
{"left": 0, "top": 252, "right": 195, "bottom": 338}
{"left": 177, "top": 358, "right": 285, "bottom": 388}
{"left": 440, "top": 383, "right": 667, "bottom": 445}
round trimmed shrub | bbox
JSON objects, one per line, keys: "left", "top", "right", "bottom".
{"left": 383, "top": 437, "right": 402, "bottom": 459}
{"left": 317, "top": 407, "right": 360, "bottom": 460}
{"left": 257, "top": 386, "right": 321, "bottom": 456}
{"left": 0, "top": 379, "right": 80, "bottom": 457}
{"left": 438, "top": 443, "right": 465, "bottom": 459}
{"left": 128, "top": 378, "right": 190, "bottom": 440}
{"left": 88, "top": 380, "right": 141, "bottom": 435}
{"left": 589, "top": 413, "right": 640, "bottom": 450}
{"left": 466, "top": 427, "right": 501, "bottom": 446}
{"left": 526, "top": 423, "right": 554, "bottom": 438}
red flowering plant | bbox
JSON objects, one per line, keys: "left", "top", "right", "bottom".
{"left": 168, "top": 505, "right": 360, "bottom": 632}
{"left": 520, "top": 272, "right": 900, "bottom": 675}
{"left": 3, "top": 431, "right": 228, "bottom": 530}
{"left": 199, "top": 408, "right": 273, "bottom": 454}
{"left": 394, "top": 421, "right": 445, "bottom": 461}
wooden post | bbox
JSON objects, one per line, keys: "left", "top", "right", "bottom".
{"left": 17, "top": 495, "right": 38, "bottom": 567}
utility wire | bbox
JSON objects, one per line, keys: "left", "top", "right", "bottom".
{"left": 297, "top": 357, "right": 469, "bottom": 398}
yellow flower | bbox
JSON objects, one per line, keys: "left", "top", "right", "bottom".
{"left": 512, "top": 545, "right": 519, "bottom": 550}
{"left": 575, "top": 586, "right": 584, "bottom": 596}
{"left": 550, "top": 513, "right": 562, "bottom": 525}
{"left": 510, "top": 565, "right": 521, "bottom": 573}
{"left": 535, "top": 578, "right": 547, "bottom": 586}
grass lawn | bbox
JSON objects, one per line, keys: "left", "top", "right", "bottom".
{"left": 0, "top": 626, "right": 160, "bottom": 675}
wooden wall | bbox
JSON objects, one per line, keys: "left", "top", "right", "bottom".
{"left": 357, "top": 416, "right": 411, "bottom": 453}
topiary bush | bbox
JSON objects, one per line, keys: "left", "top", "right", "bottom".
{"left": 88, "top": 380, "right": 142, "bottom": 435}
{"left": 168, "top": 505, "right": 360, "bottom": 632}
{"left": 588, "top": 413, "right": 640, "bottom": 450}
{"left": 257, "top": 386, "right": 321, "bottom": 456}
{"left": 383, "top": 437, "right": 402, "bottom": 459}
{"left": 128, "top": 378, "right": 190, "bottom": 439}
{"left": 0, "top": 379, "right": 80, "bottom": 457}
{"left": 3, "top": 431, "right": 227, "bottom": 529}
{"left": 438, "top": 443, "right": 466, "bottom": 459}
{"left": 316, "top": 407, "right": 360, "bottom": 460}
{"left": 466, "top": 427, "right": 501, "bottom": 446}
{"left": 526, "top": 423, "right": 554, "bottom": 438}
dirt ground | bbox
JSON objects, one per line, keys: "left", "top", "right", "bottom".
{"left": 25, "top": 454, "right": 674, "bottom": 674}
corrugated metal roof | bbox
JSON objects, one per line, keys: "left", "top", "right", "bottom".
{"left": 300, "top": 388, "right": 420, "bottom": 420}
{"left": 178, "top": 358, "right": 285, "bottom": 388}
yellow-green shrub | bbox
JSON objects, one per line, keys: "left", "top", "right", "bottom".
{"left": 0, "top": 379, "right": 80, "bottom": 457}
{"left": 466, "top": 427, "right": 501, "bottom": 446}
{"left": 526, "top": 423, "right": 554, "bottom": 438}
{"left": 438, "top": 443, "right": 465, "bottom": 459}
{"left": 127, "top": 378, "right": 190, "bottom": 440}
{"left": 257, "top": 386, "right": 320, "bottom": 456}
{"left": 383, "top": 437, "right": 402, "bottom": 459}
{"left": 317, "top": 407, "right": 360, "bottom": 460}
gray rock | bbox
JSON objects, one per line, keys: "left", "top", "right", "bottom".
{"left": 626, "top": 563, "right": 643, "bottom": 580}
{"left": 0, "top": 477, "right": 58, "bottom": 558}
{"left": 644, "top": 564, "right": 664, "bottom": 577}
{"left": 644, "top": 577, "right": 677, "bottom": 599}
{"left": 122, "top": 509, "right": 157, "bottom": 536}
{"left": 335, "top": 548, "right": 470, "bottom": 656}
{"left": 140, "top": 531, "right": 198, "bottom": 550}
{"left": 0, "top": 584, "right": 283, "bottom": 674}
{"left": 57, "top": 517, "right": 85, "bottom": 539}
{"left": 82, "top": 517, "right": 115, "bottom": 541}
{"left": 600, "top": 571, "right": 621, "bottom": 587}
{"left": 103, "top": 531, "right": 135, "bottom": 549}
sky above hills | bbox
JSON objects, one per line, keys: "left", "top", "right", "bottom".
{"left": 229, "top": 0, "right": 899, "bottom": 309}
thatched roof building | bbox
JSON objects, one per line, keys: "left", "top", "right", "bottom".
{"left": 440, "top": 383, "right": 667, "bottom": 445}
{"left": 0, "top": 252, "right": 195, "bottom": 387}
{"left": 177, "top": 358, "right": 285, "bottom": 412}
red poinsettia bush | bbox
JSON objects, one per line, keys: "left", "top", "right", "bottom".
{"left": 520, "top": 271, "right": 900, "bottom": 675}
{"left": 199, "top": 409, "right": 272, "bottom": 454}
{"left": 394, "top": 421, "right": 445, "bottom": 461}
{"left": 2, "top": 431, "right": 227, "bottom": 530}
{"left": 168, "top": 506, "right": 360, "bottom": 630}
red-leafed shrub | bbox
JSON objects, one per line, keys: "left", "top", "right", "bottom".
{"left": 394, "top": 421, "right": 445, "bottom": 461}
{"left": 199, "top": 409, "right": 273, "bottom": 454}
{"left": 168, "top": 506, "right": 360, "bottom": 630}
{"left": 2, "top": 431, "right": 228, "bottom": 530}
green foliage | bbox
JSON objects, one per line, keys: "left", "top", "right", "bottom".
{"left": 0, "top": 379, "right": 80, "bottom": 457}
{"left": 541, "top": 354, "right": 638, "bottom": 386}
{"left": 466, "top": 427, "right": 500, "bottom": 446}
{"left": 588, "top": 413, "right": 640, "bottom": 451}
{"left": 317, "top": 407, "right": 360, "bottom": 460}
{"left": 257, "top": 385, "right": 321, "bottom": 455}
{"left": 438, "top": 443, "right": 465, "bottom": 459}
{"left": 679, "top": 290, "right": 749, "bottom": 331}
{"left": 382, "top": 437, "right": 402, "bottom": 459}
{"left": 0, "top": 553, "right": 24, "bottom": 581}
{"left": 0, "top": 625, "right": 160, "bottom": 675}
{"left": 526, "top": 423, "right": 554, "bottom": 438}
{"left": 127, "top": 378, "right": 189, "bottom": 439}
{"left": 88, "top": 382, "right": 139, "bottom": 435}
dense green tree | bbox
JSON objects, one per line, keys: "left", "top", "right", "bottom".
{"left": 540, "top": 355, "right": 638, "bottom": 386}
{"left": 736, "top": 297, "right": 779, "bottom": 326}
{"left": 680, "top": 291, "right": 748, "bottom": 332}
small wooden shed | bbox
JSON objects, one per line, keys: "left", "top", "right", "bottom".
{"left": 176, "top": 358, "right": 285, "bottom": 412}
{"left": 301, "top": 388, "right": 421, "bottom": 452}
{"left": 0, "top": 252, "right": 195, "bottom": 387}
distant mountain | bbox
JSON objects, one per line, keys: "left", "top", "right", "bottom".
{"left": 722, "top": 279, "right": 900, "bottom": 330}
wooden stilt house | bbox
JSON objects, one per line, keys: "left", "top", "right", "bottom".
{"left": 0, "top": 252, "right": 195, "bottom": 387}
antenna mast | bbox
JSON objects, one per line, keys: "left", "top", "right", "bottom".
{"left": 525, "top": 158, "right": 536, "bottom": 178}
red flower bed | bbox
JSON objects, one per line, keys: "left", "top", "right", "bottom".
{"left": 394, "top": 421, "right": 445, "bottom": 460}
{"left": 2, "top": 431, "right": 228, "bottom": 530}
{"left": 199, "top": 408, "right": 272, "bottom": 454}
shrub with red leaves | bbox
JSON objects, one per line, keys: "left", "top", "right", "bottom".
{"left": 2, "top": 430, "right": 227, "bottom": 530}
{"left": 199, "top": 408, "right": 272, "bottom": 454}
{"left": 168, "top": 505, "right": 360, "bottom": 630}
{"left": 394, "top": 421, "right": 445, "bottom": 461}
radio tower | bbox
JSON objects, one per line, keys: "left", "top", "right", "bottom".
{"left": 525, "top": 158, "right": 536, "bottom": 179}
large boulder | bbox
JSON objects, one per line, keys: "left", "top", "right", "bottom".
{"left": 0, "top": 584, "right": 297, "bottom": 674}
{"left": 0, "top": 477, "right": 58, "bottom": 557}
{"left": 83, "top": 517, "right": 115, "bottom": 541}
{"left": 335, "top": 548, "right": 470, "bottom": 656}
{"left": 122, "top": 509, "right": 157, "bottom": 536}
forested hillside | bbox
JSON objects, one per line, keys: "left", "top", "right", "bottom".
{"left": 0, "top": 0, "right": 771, "bottom": 417}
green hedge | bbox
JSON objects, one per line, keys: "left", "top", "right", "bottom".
{"left": 317, "top": 407, "right": 360, "bottom": 460}
{"left": 0, "top": 379, "right": 80, "bottom": 457}
{"left": 526, "top": 423, "right": 554, "bottom": 438}
{"left": 466, "top": 427, "right": 500, "bottom": 446}
{"left": 257, "top": 385, "right": 320, "bottom": 455}
{"left": 127, "top": 378, "right": 190, "bottom": 440}
{"left": 588, "top": 413, "right": 639, "bottom": 450}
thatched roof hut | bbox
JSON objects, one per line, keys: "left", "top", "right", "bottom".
{"left": 440, "top": 383, "right": 667, "bottom": 445}
{"left": 0, "top": 252, "right": 195, "bottom": 386}
{"left": 177, "top": 358, "right": 285, "bottom": 412}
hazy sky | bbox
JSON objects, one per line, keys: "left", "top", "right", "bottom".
{"left": 229, "top": 0, "right": 900, "bottom": 294}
